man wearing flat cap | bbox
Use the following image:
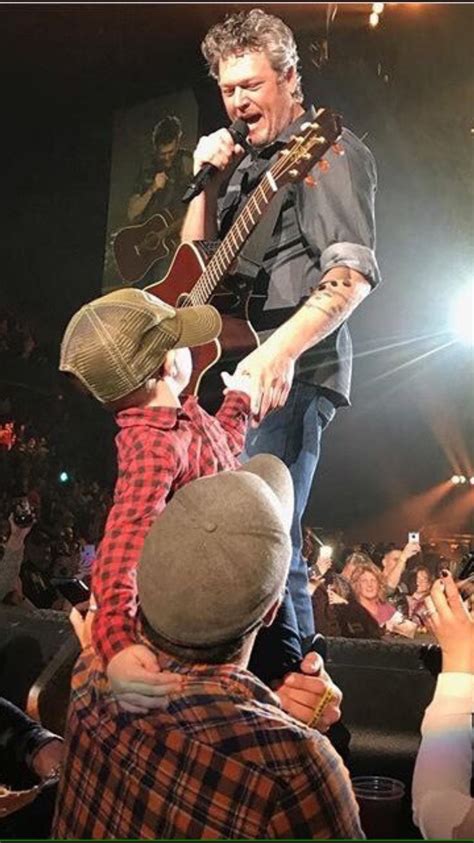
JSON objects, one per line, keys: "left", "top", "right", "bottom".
{"left": 54, "top": 455, "right": 362, "bottom": 840}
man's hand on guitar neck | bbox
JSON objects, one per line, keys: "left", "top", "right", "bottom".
{"left": 235, "top": 339, "right": 296, "bottom": 426}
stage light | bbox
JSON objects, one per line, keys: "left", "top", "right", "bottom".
{"left": 373, "top": 3, "right": 385, "bottom": 13}
{"left": 470, "top": 477, "right": 474, "bottom": 486}
{"left": 450, "top": 281, "right": 474, "bottom": 346}
{"left": 369, "top": 12, "right": 380, "bottom": 27}
{"left": 459, "top": 475, "right": 467, "bottom": 485}
{"left": 451, "top": 475, "right": 461, "bottom": 484}
{"left": 59, "top": 471, "right": 69, "bottom": 483}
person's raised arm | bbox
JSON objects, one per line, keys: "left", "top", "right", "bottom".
{"left": 0, "top": 516, "right": 33, "bottom": 602}
{"left": 91, "top": 439, "right": 184, "bottom": 712}
{"left": 412, "top": 571, "right": 474, "bottom": 839}
{"left": 385, "top": 541, "right": 421, "bottom": 591}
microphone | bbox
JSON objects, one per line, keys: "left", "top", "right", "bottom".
{"left": 182, "top": 119, "right": 249, "bottom": 204}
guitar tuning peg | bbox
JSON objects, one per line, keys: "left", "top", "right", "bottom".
{"left": 332, "top": 142, "right": 345, "bottom": 156}
{"left": 304, "top": 174, "right": 318, "bottom": 188}
{"left": 317, "top": 159, "right": 330, "bottom": 172}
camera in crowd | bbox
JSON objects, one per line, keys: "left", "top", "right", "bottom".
{"left": 11, "top": 498, "right": 36, "bottom": 528}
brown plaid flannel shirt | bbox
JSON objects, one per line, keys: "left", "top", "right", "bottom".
{"left": 53, "top": 649, "right": 364, "bottom": 839}
{"left": 91, "top": 391, "right": 249, "bottom": 665}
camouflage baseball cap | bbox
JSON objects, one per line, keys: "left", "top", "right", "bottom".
{"left": 59, "top": 288, "right": 222, "bottom": 404}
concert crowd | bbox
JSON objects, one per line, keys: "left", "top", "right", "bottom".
{"left": 0, "top": 303, "right": 472, "bottom": 841}
{"left": 0, "top": 6, "right": 472, "bottom": 837}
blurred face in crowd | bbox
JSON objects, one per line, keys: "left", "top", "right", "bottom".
{"left": 60, "top": 526, "right": 74, "bottom": 543}
{"left": 218, "top": 50, "right": 300, "bottom": 148}
{"left": 382, "top": 549, "right": 402, "bottom": 575}
{"left": 341, "top": 560, "right": 357, "bottom": 581}
{"left": 358, "top": 571, "right": 379, "bottom": 602}
{"left": 155, "top": 138, "right": 180, "bottom": 172}
{"left": 27, "top": 538, "right": 52, "bottom": 571}
{"left": 341, "top": 552, "right": 372, "bottom": 582}
{"left": 415, "top": 569, "right": 432, "bottom": 594}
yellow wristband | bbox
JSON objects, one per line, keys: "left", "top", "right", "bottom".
{"left": 308, "top": 687, "right": 334, "bottom": 729}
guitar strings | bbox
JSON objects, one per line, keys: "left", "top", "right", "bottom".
{"left": 187, "top": 125, "right": 316, "bottom": 305}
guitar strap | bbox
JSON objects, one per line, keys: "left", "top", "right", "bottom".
{"left": 231, "top": 184, "right": 289, "bottom": 284}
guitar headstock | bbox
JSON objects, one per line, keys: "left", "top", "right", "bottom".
{"left": 272, "top": 108, "right": 342, "bottom": 187}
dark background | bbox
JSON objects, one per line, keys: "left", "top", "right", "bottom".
{"left": 1, "top": 3, "right": 473, "bottom": 543}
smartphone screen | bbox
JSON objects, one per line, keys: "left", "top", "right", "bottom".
{"left": 80, "top": 544, "right": 96, "bottom": 568}
{"left": 51, "top": 577, "right": 90, "bottom": 605}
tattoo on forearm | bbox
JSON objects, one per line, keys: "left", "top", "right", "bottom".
{"left": 304, "top": 276, "right": 354, "bottom": 319}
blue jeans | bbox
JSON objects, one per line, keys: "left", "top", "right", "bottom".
{"left": 243, "top": 381, "right": 336, "bottom": 682}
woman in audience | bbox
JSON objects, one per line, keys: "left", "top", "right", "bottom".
{"left": 340, "top": 551, "right": 372, "bottom": 584}
{"left": 351, "top": 561, "right": 396, "bottom": 627}
{"left": 412, "top": 570, "right": 473, "bottom": 839}
{"left": 407, "top": 566, "right": 434, "bottom": 620}
{"left": 311, "top": 572, "right": 382, "bottom": 639}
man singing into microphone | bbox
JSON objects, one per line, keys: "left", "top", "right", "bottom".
{"left": 181, "top": 8, "right": 381, "bottom": 682}
{"left": 127, "top": 114, "right": 193, "bottom": 283}
{"left": 128, "top": 114, "right": 192, "bottom": 225}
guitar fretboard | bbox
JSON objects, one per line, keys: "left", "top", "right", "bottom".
{"left": 186, "top": 168, "right": 279, "bottom": 306}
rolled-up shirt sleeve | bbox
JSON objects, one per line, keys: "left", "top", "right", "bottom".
{"left": 299, "top": 127, "right": 381, "bottom": 288}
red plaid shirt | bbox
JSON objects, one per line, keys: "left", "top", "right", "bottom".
{"left": 91, "top": 391, "right": 249, "bottom": 665}
{"left": 53, "top": 648, "right": 364, "bottom": 840}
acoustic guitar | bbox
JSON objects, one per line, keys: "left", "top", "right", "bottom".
{"left": 145, "top": 108, "right": 342, "bottom": 403}
{"left": 113, "top": 209, "right": 183, "bottom": 284}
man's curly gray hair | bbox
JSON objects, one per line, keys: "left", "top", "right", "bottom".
{"left": 201, "top": 8, "right": 303, "bottom": 103}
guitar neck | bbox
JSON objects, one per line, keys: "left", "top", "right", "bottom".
{"left": 188, "top": 167, "right": 279, "bottom": 306}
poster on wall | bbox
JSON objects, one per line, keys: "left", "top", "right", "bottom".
{"left": 102, "top": 88, "right": 198, "bottom": 293}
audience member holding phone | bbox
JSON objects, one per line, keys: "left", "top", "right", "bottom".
{"left": 49, "top": 577, "right": 90, "bottom": 607}
{"left": 381, "top": 535, "right": 421, "bottom": 594}
{"left": 412, "top": 570, "right": 474, "bottom": 839}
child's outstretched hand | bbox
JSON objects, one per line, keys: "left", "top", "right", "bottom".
{"left": 107, "top": 644, "right": 184, "bottom": 713}
{"left": 221, "top": 371, "right": 252, "bottom": 398}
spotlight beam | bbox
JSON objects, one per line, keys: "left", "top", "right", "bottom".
{"left": 352, "top": 330, "right": 449, "bottom": 362}
{"left": 367, "top": 339, "right": 456, "bottom": 385}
